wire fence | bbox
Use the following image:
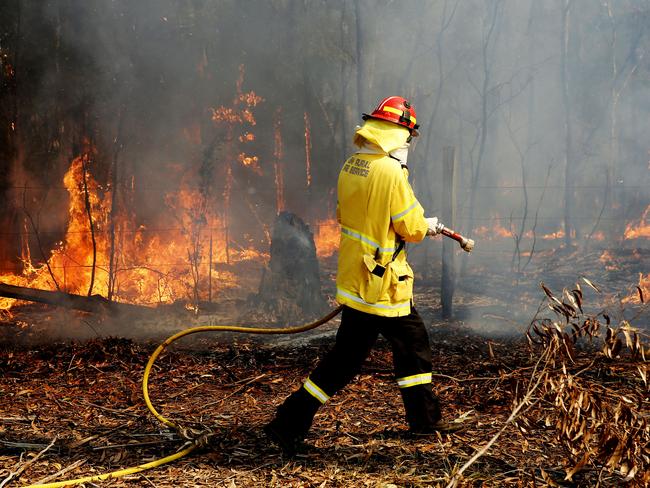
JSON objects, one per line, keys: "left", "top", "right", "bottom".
{"left": 1, "top": 245, "right": 643, "bottom": 275}
{"left": 1, "top": 210, "right": 648, "bottom": 235}
{"left": 1, "top": 181, "right": 646, "bottom": 274}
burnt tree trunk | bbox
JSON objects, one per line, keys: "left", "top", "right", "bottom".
{"left": 0, "top": 282, "right": 150, "bottom": 316}
{"left": 253, "top": 211, "right": 327, "bottom": 322}
{"left": 560, "top": 0, "right": 575, "bottom": 247}
{"left": 441, "top": 146, "right": 457, "bottom": 319}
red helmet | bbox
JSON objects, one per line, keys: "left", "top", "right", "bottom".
{"left": 362, "top": 96, "right": 419, "bottom": 136}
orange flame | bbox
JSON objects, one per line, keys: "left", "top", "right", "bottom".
{"left": 473, "top": 216, "right": 511, "bottom": 239}
{"left": 314, "top": 218, "right": 339, "bottom": 258}
{"left": 211, "top": 107, "right": 240, "bottom": 124}
{"left": 599, "top": 250, "right": 618, "bottom": 271}
{"left": 622, "top": 273, "right": 650, "bottom": 304}
{"left": 540, "top": 229, "right": 565, "bottom": 240}
{"left": 1, "top": 154, "right": 110, "bottom": 307}
{"left": 0, "top": 153, "right": 268, "bottom": 310}
{"left": 1, "top": 66, "right": 280, "bottom": 311}
{"left": 237, "top": 153, "right": 262, "bottom": 175}
{"left": 624, "top": 205, "right": 650, "bottom": 239}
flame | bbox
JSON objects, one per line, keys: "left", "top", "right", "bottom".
{"left": 1, "top": 154, "right": 110, "bottom": 307}
{"left": 0, "top": 153, "right": 268, "bottom": 310}
{"left": 1, "top": 66, "right": 278, "bottom": 311}
{"left": 624, "top": 205, "right": 650, "bottom": 239}
{"left": 622, "top": 273, "right": 650, "bottom": 304}
{"left": 540, "top": 229, "right": 565, "bottom": 240}
{"left": 210, "top": 66, "right": 263, "bottom": 126}
{"left": 211, "top": 107, "right": 240, "bottom": 123}
{"left": 241, "top": 109, "right": 256, "bottom": 126}
{"left": 599, "top": 250, "right": 618, "bottom": 271}
{"left": 237, "top": 153, "right": 262, "bottom": 175}
{"left": 239, "top": 92, "right": 263, "bottom": 107}
{"left": 211, "top": 64, "right": 263, "bottom": 176}
{"left": 473, "top": 216, "right": 511, "bottom": 239}
{"left": 314, "top": 218, "right": 340, "bottom": 258}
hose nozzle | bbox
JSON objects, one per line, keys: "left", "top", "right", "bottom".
{"left": 436, "top": 223, "right": 475, "bottom": 253}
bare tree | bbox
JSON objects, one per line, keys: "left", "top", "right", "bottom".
{"left": 586, "top": 2, "right": 645, "bottom": 247}
{"left": 465, "top": 0, "right": 503, "bottom": 236}
{"left": 21, "top": 186, "right": 60, "bottom": 290}
{"left": 502, "top": 110, "right": 530, "bottom": 276}
{"left": 421, "top": 0, "right": 460, "bottom": 209}
{"left": 560, "top": 0, "right": 575, "bottom": 247}
{"left": 80, "top": 154, "right": 97, "bottom": 296}
{"left": 107, "top": 108, "right": 125, "bottom": 302}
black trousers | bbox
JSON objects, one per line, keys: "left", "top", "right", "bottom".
{"left": 269, "top": 305, "right": 441, "bottom": 441}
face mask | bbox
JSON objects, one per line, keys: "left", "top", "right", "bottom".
{"left": 389, "top": 143, "right": 409, "bottom": 164}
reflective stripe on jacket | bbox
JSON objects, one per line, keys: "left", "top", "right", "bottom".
{"left": 335, "top": 152, "right": 428, "bottom": 317}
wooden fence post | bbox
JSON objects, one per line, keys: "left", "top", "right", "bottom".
{"left": 441, "top": 146, "right": 457, "bottom": 319}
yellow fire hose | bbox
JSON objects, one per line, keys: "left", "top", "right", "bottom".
{"left": 24, "top": 306, "right": 343, "bottom": 488}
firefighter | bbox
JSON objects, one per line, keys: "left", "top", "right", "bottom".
{"left": 265, "top": 96, "right": 462, "bottom": 456}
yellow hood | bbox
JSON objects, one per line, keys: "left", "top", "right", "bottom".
{"left": 353, "top": 118, "right": 410, "bottom": 154}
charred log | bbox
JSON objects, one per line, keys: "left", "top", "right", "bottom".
{"left": 0, "top": 282, "right": 151, "bottom": 315}
{"left": 249, "top": 211, "right": 328, "bottom": 322}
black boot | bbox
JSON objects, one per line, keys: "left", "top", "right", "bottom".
{"left": 265, "top": 388, "right": 321, "bottom": 456}
{"left": 409, "top": 419, "right": 465, "bottom": 435}
{"left": 399, "top": 384, "right": 448, "bottom": 433}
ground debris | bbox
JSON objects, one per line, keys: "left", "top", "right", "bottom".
{"left": 1, "top": 306, "right": 648, "bottom": 488}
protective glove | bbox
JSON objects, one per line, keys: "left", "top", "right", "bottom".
{"left": 426, "top": 217, "right": 443, "bottom": 236}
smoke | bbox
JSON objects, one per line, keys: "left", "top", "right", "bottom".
{"left": 1, "top": 1, "right": 649, "bottom": 337}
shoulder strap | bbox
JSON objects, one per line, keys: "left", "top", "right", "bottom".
{"left": 391, "top": 239, "right": 405, "bottom": 262}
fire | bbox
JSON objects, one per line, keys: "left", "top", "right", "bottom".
{"left": 314, "top": 218, "right": 340, "bottom": 258}
{"left": 540, "top": 229, "right": 565, "bottom": 240}
{"left": 237, "top": 153, "right": 262, "bottom": 175}
{"left": 211, "top": 64, "right": 263, "bottom": 179}
{"left": 211, "top": 66, "right": 263, "bottom": 126}
{"left": 599, "top": 250, "right": 619, "bottom": 271}
{"left": 239, "top": 133, "right": 255, "bottom": 142}
{"left": 211, "top": 107, "right": 240, "bottom": 124}
{"left": 624, "top": 205, "right": 650, "bottom": 239}
{"left": 0, "top": 65, "right": 281, "bottom": 311}
{"left": 519, "top": 228, "right": 567, "bottom": 240}
{"left": 239, "top": 91, "right": 263, "bottom": 107}
{"left": 1, "top": 154, "right": 110, "bottom": 308}
{"left": 0, "top": 154, "right": 268, "bottom": 310}
{"left": 622, "top": 273, "right": 650, "bottom": 304}
{"left": 473, "top": 217, "right": 511, "bottom": 239}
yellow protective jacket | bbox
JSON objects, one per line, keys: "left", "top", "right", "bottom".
{"left": 335, "top": 120, "right": 428, "bottom": 317}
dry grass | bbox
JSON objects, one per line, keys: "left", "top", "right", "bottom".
{"left": 0, "top": 277, "right": 648, "bottom": 487}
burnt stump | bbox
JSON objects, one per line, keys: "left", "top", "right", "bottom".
{"left": 251, "top": 211, "right": 328, "bottom": 322}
